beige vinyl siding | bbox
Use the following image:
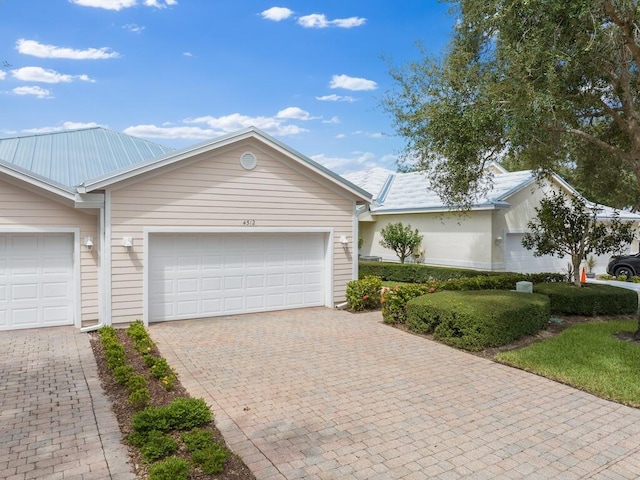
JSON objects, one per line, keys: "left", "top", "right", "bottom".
{"left": 0, "top": 179, "right": 99, "bottom": 324}
{"left": 109, "top": 142, "right": 355, "bottom": 324}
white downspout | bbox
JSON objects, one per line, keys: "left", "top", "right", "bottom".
{"left": 81, "top": 196, "right": 108, "bottom": 332}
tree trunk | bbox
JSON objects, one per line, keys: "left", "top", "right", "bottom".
{"left": 572, "top": 255, "right": 582, "bottom": 287}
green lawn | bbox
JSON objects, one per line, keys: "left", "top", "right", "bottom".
{"left": 496, "top": 319, "right": 640, "bottom": 407}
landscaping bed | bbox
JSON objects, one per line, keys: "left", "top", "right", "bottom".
{"left": 90, "top": 327, "right": 256, "bottom": 480}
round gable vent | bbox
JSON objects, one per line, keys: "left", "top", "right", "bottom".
{"left": 240, "top": 152, "right": 258, "bottom": 170}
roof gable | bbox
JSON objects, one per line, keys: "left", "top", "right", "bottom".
{"left": 80, "top": 127, "right": 371, "bottom": 202}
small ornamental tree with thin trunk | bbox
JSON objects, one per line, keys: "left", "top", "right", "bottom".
{"left": 379, "top": 222, "right": 423, "bottom": 264}
{"left": 522, "top": 191, "right": 635, "bottom": 286}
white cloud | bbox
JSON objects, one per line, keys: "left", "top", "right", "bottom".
{"left": 335, "top": 133, "right": 346, "bottom": 139}
{"left": 183, "top": 52, "right": 193, "bottom": 57}
{"left": 69, "top": 0, "right": 137, "bottom": 10}
{"left": 124, "top": 124, "right": 217, "bottom": 140}
{"left": 11, "top": 67, "right": 94, "bottom": 83}
{"left": 353, "top": 130, "right": 385, "bottom": 139}
{"left": 16, "top": 39, "right": 120, "bottom": 60}
{"left": 298, "top": 13, "right": 366, "bottom": 29}
{"left": 316, "top": 94, "right": 357, "bottom": 103}
{"left": 185, "top": 113, "right": 308, "bottom": 136}
{"left": 323, "top": 116, "right": 340, "bottom": 124}
{"left": 69, "top": 0, "right": 176, "bottom": 9}
{"left": 22, "top": 121, "right": 105, "bottom": 133}
{"left": 143, "top": 0, "right": 178, "bottom": 8}
{"left": 12, "top": 86, "right": 51, "bottom": 98}
{"left": 310, "top": 151, "right": 379, "bottom": 174}
{"left": 0, "top": 71, "right": 6, "bottom": 80}
{"left": 276, "top": 107, "right": 315, "bottom": 121}
{"left": 261, "top": 7, "right": 293, "bottom": 21}
{"left": 123, "top": 23, "right": 145, "bottom": 33}
{"left": 330, "top": 74, "right": 377, "bottom": 91}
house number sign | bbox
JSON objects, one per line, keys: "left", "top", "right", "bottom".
{"left": 242, "top": 220, "right": 256, "bottom": 226}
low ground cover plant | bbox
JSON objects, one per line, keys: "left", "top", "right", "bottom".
{"left": 406, "top": 290, "right": 550, "bottom": 351}
{"left": 496, "top": 319, "right": 640, "bottom": 407}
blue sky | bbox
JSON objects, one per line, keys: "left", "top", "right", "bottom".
{"left": 0, "top": 1, "right": 454, "bottom": 174}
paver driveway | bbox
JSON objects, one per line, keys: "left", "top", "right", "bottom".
{"left": 0, "top": 327, "right": 135, "bottom": 480}
{"left": 151, "top": 308, "right": 640, "bottom": 480}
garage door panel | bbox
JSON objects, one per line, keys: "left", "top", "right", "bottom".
{"left": 0, "top": 234, "right": 75, "bottom": 330}
{"left": 149, "top": 233, "right": 326, "bottom": 321}
{"left": 505, "top": 233, "right": 568, "bottom": 273}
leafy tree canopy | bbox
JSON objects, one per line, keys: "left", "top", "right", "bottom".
{"left": 384, "top": 0, "right": 640, "bottom": 210}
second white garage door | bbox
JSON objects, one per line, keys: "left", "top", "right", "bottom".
{"left": 504, "top": 233, "right": 569, "bottom": 274}
{"left": 149, "top": 233, "right": 327, "bottom": 322}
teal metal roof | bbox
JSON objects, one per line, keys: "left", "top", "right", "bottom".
{"left": 0, "top": 127, "right": 175, "bottom": 188}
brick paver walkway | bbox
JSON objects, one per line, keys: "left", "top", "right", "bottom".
{"left": 151, "top": 308, "right": 640, "bottom": 480}
{"left": 0, "top": 327, "right": 135, "bottom": 480}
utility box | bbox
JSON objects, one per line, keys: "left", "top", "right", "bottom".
{"left": 516, "top": 281, "right": 533, "bottom": 293}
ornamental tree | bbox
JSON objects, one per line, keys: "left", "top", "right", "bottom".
{"left": 522, "top": 191, "right": 635, "bottom": 286}
{"left": 379, "top": 222, "right": 423, "bottom": 264}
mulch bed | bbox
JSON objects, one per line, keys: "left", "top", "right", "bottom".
{"left": 89, "top": 330, "right": 256, "bottom": 480}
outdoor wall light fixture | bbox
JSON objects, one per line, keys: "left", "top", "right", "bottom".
{"left": 340, "top": 235, "right": 349, "bottom": 245}
{"left": 122, "top": 237, "right": 134, "bottom": 249}
{"left": 495, "top": 236, "right": 503, "bottom": 245}
{"left": 84, "top": 236, "right": 93, "bottom": 251}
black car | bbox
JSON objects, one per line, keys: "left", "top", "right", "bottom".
{"left": 606, "top": 253, "right": 640, "bottom": 279}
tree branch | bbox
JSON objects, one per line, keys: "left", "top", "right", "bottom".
{"left": 549, "top": 125, "right": 630, "bottom": 161}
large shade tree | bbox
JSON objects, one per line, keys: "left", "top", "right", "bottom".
{"left": 384, "top": 0, "right": 640, "bottom": 210}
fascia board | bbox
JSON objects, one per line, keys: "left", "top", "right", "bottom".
{"left": 370, "top": 204, "right": 500, "bottom": 215}
{"left": 0, "top": 162, "right": 76, "bottom": 206}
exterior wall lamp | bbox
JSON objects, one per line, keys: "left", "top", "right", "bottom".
{"left": 122, "top": 237, "right": 134, "bottom": 249}
{"left": 84, "top": 236, "right": 94, "bottom": 251}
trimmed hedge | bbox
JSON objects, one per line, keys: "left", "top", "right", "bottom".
{"left": 406, "top": 290, "right": 551, "bottom": 351}
{"left": 359, "top": 261, "right": 565, "bottom": 284}
{"left": 533, "top": 283, "right": 638, "bottom": 316}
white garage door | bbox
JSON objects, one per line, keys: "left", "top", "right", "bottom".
{"left": 149, "top": 233, "right": 326, "bottom": 322}
{"left": 504, "top": 233, "right": 569, "bottom": 274}
{"left": 0, "top": 233, "right": 75, "bottom": 330}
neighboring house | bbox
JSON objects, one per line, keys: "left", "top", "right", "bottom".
{"left": 0, "top": 127, "right": 370, "bottom": 331}
{"left": 343, "top": 166, "right": 640, "bottom": 274}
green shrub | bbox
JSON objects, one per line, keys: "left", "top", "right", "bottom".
{"left": 181, "top": 428, "right": 214, "bottom": 452}
{"left": 346, "top": 275, "right": 382, "bottom": 311}
{"left": 143, "top": 354, "right": 157, "bottom": 367}
{"left": 533, "top": 282, "right": 638, "bottom": 316}
{"left": 113, "top": 365, "right": 135, "bottom": 385}
{"left": 406, "top": 290, "right": 550, "bottom": 351}
{"left": 381, "top": 283, "right": 433, "bottom": 324}
{"left": 133, "top": 398, "right": 213, "bottom": 434}
{"left": 150, "top": 358, "right": 174, "bottom": 379}
{"left": 359, "top": 261, "right": 564, "bottom": 284}
{"left": 617, "top": 274, "right": 628, "bottom": 282}
{"left": 191, "top": 443, "right": 228, "bottom": 474}
{"left": 633, "top": 276, "right": 640, "bottom": 283}
{"left": 140, "top": 431, "right": 178, "bottom": 463}
{"left": 104, "top": 343, "right": 126, "bottom": 370}
{"left": 148, "top": 457, "right": 190, "bottom": 480}
{"left": 599, "top": 274, "right": 613, "bottom": 280}
{"left": 129, "top": 388, "right": 151, "bottom": 410}
{"left": 126, "top": 319, "right": 148, "bottom": 341}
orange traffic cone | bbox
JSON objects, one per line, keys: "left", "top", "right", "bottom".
{"left": 580, "top": 267, "right": 587, "bottom": 283}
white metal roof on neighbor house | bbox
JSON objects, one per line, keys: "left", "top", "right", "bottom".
{"left": 342, "top": 167, "right": 535, "bottom": 213}
{"left": 342, "top": 167, "right": 640, "bottom": 221}
{"left": 0, "top": 127, "right": 176, "bottom": 188}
